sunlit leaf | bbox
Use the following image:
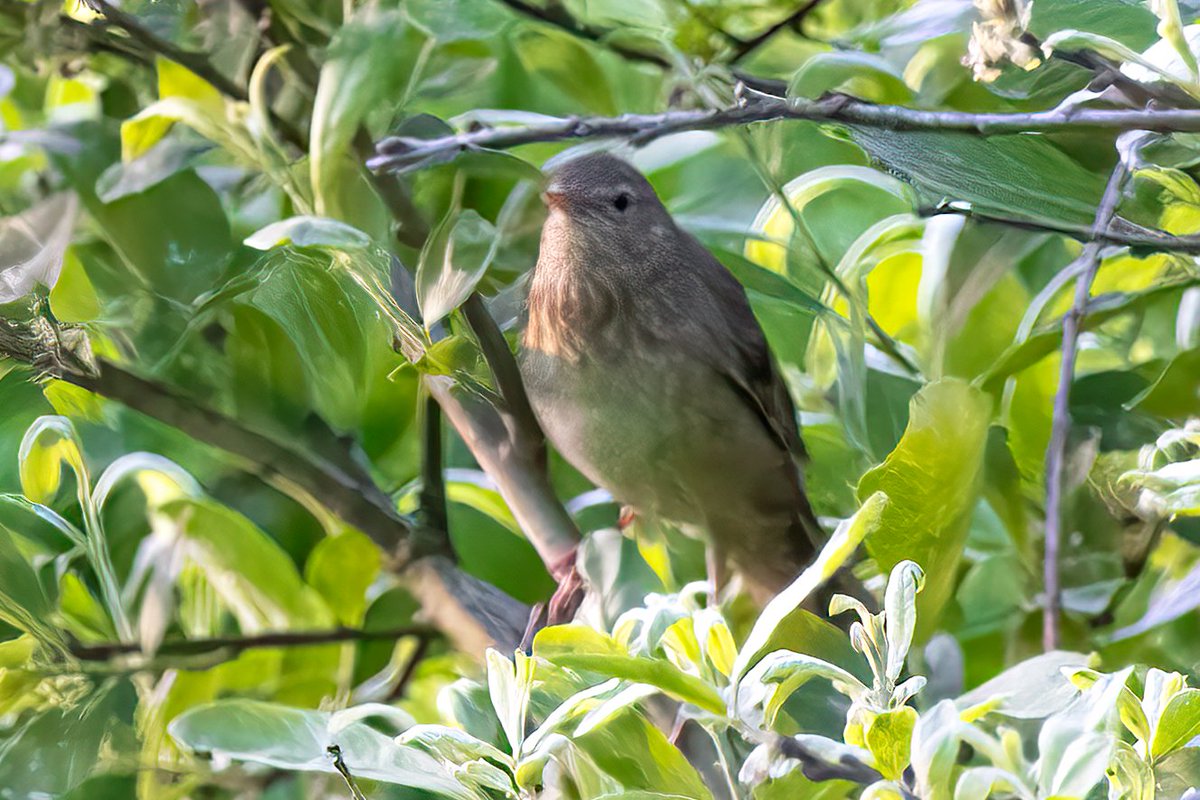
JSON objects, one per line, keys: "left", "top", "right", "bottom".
{"left": 416, "top": 209, "right": 499, "bottom": 328}
{"left": 733, "top": 491, "right": 888, "bottom": 686}
{"left": 245, "top": 217, "right": 373, "bottom": 250}
{"left": 0, "top": 193, "right": 78, "bottom": 303}
{"left": 858, "top": 380, "right": 991, "bottom": 637}
{"left": 533, "top": 626, "right": 725, "bottom": 714}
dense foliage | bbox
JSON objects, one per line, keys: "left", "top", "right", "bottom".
{"left": 6, "top": 0, "right": 1200, "bottom": 797}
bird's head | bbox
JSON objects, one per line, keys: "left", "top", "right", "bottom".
{"left": 541, "top": 153, "right": 669, "bottom": 235}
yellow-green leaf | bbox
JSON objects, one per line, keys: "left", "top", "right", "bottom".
{"left": 865, "top": 706, "right": 917, "bottom": 781}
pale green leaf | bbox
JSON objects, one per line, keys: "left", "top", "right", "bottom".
{"left": 170, "top": 699, "right": 472, "bottom": 797}
{"left": 533, "top": 626, "right": 725, "bottom": 714}
{"left": 244, "top": 217, "right": 373, "bottom": 250}
{"left": 865, "top": 706, "right": 918, "bottom": 782}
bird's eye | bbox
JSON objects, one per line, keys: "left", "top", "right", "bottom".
{"left": 613, "top": 193, "right": 630, "bottom": 212}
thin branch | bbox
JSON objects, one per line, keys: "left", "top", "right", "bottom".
{"left": 69, "top": 624, "right": 435, "bottom": 660}
{"left": 77, "top": 0, "right": 309, "bottom": 151}
{"left": 77, "top": 362, "right": 415, "bottom": 549}
{"left": 1042, "top": 155, "right": 1132, "bottom": 651}
{"left": 371, "top": 95, "right": 1200, "bottom": 175}
{"left": 919, "top": 205, "right": 1200, "bottom": 254}
{"left": 415, "top": 392, "right": 452, "bottom": 557}
{"left": 386, "top": 634, "right": 432, "bottom": 702}
{"left": 79, "top": 0, "right": 247, "bottom": 99}
{"left": 426, "top": 376, "right": 580, "bottom": 573}
{"left": 729, "top": 0, "right": 826, "bottom": 64}
{"left": 773, "top": 735, "right": 883, "bottom": 785}
{"left": 461, "top": 294, "right": 544, "bottom": 452}
{"left": 0, "top": 317, "right": 414, "bottom": 554}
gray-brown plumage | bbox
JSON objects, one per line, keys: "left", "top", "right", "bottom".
{"left": 521, "top": 152, "right": 822, "bottom": 602}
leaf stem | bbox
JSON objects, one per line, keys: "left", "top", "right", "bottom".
{"left": 328, "top": 745, "right": 369, "bottom": 800}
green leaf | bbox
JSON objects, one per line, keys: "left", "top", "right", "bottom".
{"left": 0, "top": 524, "right": 61, "bottom": 649}
{"left": 733, "top": 491, "right": 888, "bottom": 686}
{"left": 162, "top": 497, "right": 334, "bottom": 631}
{"left": 864, "top": 706, "right": 917, "bottom": 781}
{"left": 1152, "top": 688, "right": 1200, "bottom": 759}
{"left": 94, "top": 139, "right": 208, "bottom": 202}
{"left": 1027, "top": 0, "right": 1157, "bottom": 49}
{"left": 758, "top": 651, "right": 869, "bottom": 726}
{"left": 789, "top": 52, "right": 913, "bottom": 104}
{"left": 241, "top": 251, "right": 399, "bottom": 431}
{"left": 882, "top": 561, "right": 924, "bottom": 684}
{"left": 1129, "top": 347, "right": 1200, "bottom": 418}
{"left": 91, "top": 451, "right": 201, "bottom": 512}
{"left": 712, "top": 247, "right": 829, "bottom": 316}
{"left": 170, "top": 699, "right": 473, "bottom": 797}
{"left": 849, "top": 128, "right": 1106, "bottom": 226}
{"left": 513, "top": 29, "right": 617, "bottom": 115}
{"left": 951, "top": 767, "right": 1028, "bottom": 800}
{"left": 981, "top": 276, "right": 1200, "bottom": 389}
{"left": 858, "top": 380, "right": 991, "bottom": 637}
{"left": 398, "top": 723, "right": 512, "bottom": 767}
{"left": 533, "top": 626, "right": 725, "bottom": 714}
{"left": 155, "top": 57, "right": 223, "bottom": 112}
{"left": 1106, "top": 741, "right": 1155, "bottom": 800}
{"left": 416, "top": 209, "right": 499, "bottom": 328}
{"left": 406, "top": 0, "right": 510, "bottom": 42}
{"left": 304, "top": 530, "right": 381, "bottom": 626}
{"left": 244, "top": 217, "right": 373, "bottom": 250}
{"left": 310, "top": 10, "right": 415, "bottom": 216}
{"left": 57, "top": 128, "right": 236, "bottom": 302}
{"left": 572, "top": 710, "right": 713, "bottom": 800}
{"left": 0, "top": 684, "right": 123, "bottom": 796}
{"left": 911, "top": 700, "right": 960, "bottom": 800}
{"left": 18, "top": 415, "right": 86, "bottom": 505}
{"left": 57, "top": 571, "right": 116, "bottom": 642}
{"left": 487, "top": 648, "right": 534, "bottom": 753}
{"left": 0, "top": 193, "right": 78, "bottom": 303}
{"left": 958, "top": 651, "right": 1088, "bottom": 719}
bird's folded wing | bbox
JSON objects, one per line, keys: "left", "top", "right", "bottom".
{"left": 683, "top": 236, "right": 808, "bottom": 465}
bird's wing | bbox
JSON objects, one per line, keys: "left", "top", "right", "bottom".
{"left": 681, "top": 234, "right": 808, "bottom": 466}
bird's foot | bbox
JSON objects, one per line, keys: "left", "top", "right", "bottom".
{"left": 520, "top": 548, "right": 586, "bottom": 651}
{"left": 617, "top": 505, "right": 637, "bottom": 530}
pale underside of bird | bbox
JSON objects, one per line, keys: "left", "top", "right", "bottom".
{"left": 520, "top": 152, "right": 821, "bottom": 602}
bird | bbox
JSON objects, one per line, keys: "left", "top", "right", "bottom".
{"left": 519, "top": 152, "right": 822, "bottom": 602}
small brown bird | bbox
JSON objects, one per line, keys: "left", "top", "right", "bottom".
{"left": 520, "top": 152, "right": 822, "bottom": 601}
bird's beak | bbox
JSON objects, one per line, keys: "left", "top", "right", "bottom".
{"left": 541, "top": 181, "right": 566, "bottom": 211}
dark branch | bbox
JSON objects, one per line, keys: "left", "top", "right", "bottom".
{"left": 79, "top": 0, "right": 247, "bottom": 99}
{"left": 77, "top": 0, "right": 309, "bottom": 151}
{"left": 730, "top": 0, "right": 826, "bottom": 64}
{"left": 70, "top": 624, "right": 435, "bottom": 661}
{"left": 371, "top": 95, "right": 1200, "bottom": 175}
{"left": 74, "top": 362, "right": 415, "bottom": 552}
{"left": 0, "top": 316, "right": 414, "bottom": 555}
{"left": 918, "top": 205, "right": 1200, "bottom": 254}
{"left": 1042, "top": 154, "right": 1132, "bottom": 651}
{"left": 387, "top": 634, "right": 432, "bottom": 701}
{"left": 773, "top": 735, "right": 883, "bottom": 785}
{"left": 415, "top": 392, "right": 452, "bottom": 558}
{"left": 491, "top": 0, "right": 670, "bottom": 68}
